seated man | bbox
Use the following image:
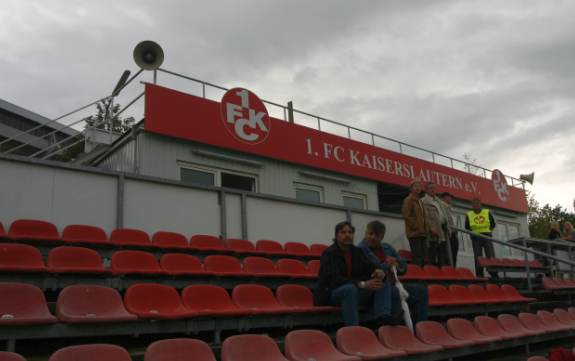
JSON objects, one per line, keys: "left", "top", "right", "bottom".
{"left": 313, "top": 221, "right": 391, "bottom": 326}
{"left": 358, "top": 220, "right": 429, "bottom": 325}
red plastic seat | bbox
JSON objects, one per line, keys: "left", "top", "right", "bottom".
{"left": 0, "top": 282, "right": 56, "bottom": 325}
{"left": 336, "top": 326, "right": 406, "bottom": 359}
{"left": 446, "top": 318, "right": 502, "bottom": 344}
{"left": 536, "top": 310, "right": 571, "bottom": 331}
{"left": 543, "top": 277, "right": 563, "bottom": 290}
{"left": 440, "top": 266, "right": 461, "bottom": 280}
{"left": 416, "top": 320, "right": 476, "bottom": 348}
{"left": 232, "top": 284, "right": 289, "bottom": 314}
{"left": 62, "top": 224, "right": 108, "bottom": 244}
{"left": 310, "top": 243, "right": 328, "bottom": 257}
{"left": 226, "top": 239, "right": 256, "bottom": 253}
{"left": 500, "top": 284, "right": 536, "bottom": 302}
{"left": 0, "top": 352, "right": 26, "bottom": 361}
{"left": 399, "top": 264, "right": 427, "bottom": 281}
{"left": 428, "top": 285, "right": 460, "bottom": 306}
{"left": 276, "top": 284, "right": 337, "bottom": 312}
{"left": 145, "top": 338, "right": 217, "bottom": 361}
{"left": 47, "top": 246, "right": 108, "bottom": 274}
{"left": 527, "top": 357, "right": 549, "bottom": 361}
{"left": 478, "top": 257, "right": 493, "bottom": 267}
{"left": 553, "top": 308, "right": 575, "bottom": 327}
{"left": 152, "top": 231, "right": 188, "bottom": 249}
{"left": 398, "top": 249, "right": 412, "bottom": 262}
{"left": 242, "top": 256, "right": 278, "bottom": 276}
{"left": 204, "top": 255, "right": 244, "bottom": 276}
{"left": 222, "top": 334, "right": 289, "bottom": 361}
{"left": 160, "top": 254, "right": 205, "bottom": 275}
{"left": 190, "top": 235, "right": 225, "bottom": 251}
{"left": 0, "top": 222, "right": 4, "bottom": 239}
{"left": 285, "top": 329, "right": 361, "bottom": 361}
{"left": 378, "top": 325, "right": 443, "bottom": 354}
{"left": 182, "top": 285, "right": 244, "bottom": 316}
{"left": 57, "top": 285, "right": 137, "bottom": 323}
{"left": 0, "top": 243, "right": 45, "bottom": 272}
{"left": 284, "top": 242, "right": 310, "bottom": 256}
{"left": 48, "top": 344, "right": 131, "bottom": 361}
{"left": 455, "top": 267, "right": 478, "bottom": 280}
{"left": 518, "top": 312, "right": 554, "bottom": 334}
{"left": 8, "top": 219, "right": 60, "bottom": 241}
{"left": 467, "top": 284, "right": 497, "bottom": 304}
{"left": 276, "top": 258, "right": 313, "bottom": 278}
{"left": 484, "top": 284, "right": 511, "bottom": 303}
{"left": 307, "top": 260, "right": 320, "bottom": 276}
{"left": 423, "top": 265, "right": 445, "bottom": 280}
{"left": 255, "top": 239, "right": 285, "bottom": 255}
{"left": 473, "top": 315, "right": 522, "bottom": 340}
{"left": 124, "top": 283, "right": 192, "bottom": 319}
{"left": 497, "top": 314, "right": 539, "bottom": 337}
{"left": 110, "top": 228, "right": 151, "bottom": 246}
{"left": 111, "top": 250, "right": 165, "bottom": 275}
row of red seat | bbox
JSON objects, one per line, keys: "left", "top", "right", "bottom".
{"left": 0, "top": 244, "right": 320, "bottom": 277}
{"left": 5, "top": 308, "right": 575, "bottom": 361}
{"left": 401, "top": 264, "right": 486, "bottom": 281}
{"left": 428, "top": 283, "right": 535, "bottom": 306}
{"left": 0, "top": 219, "right": 327, "bottom": 256}
{"left": 478, "top": 257, "right": 544, "bottom": 269}
{"left": 543, "top": 277, "right": 575, "bottom": 290}
{"left": 0, "top": 282, "right": 337, "bottom": 325}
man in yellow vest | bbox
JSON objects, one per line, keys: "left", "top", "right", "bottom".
{"left": 465, "top": 197, "right": 497, "bottom": 278}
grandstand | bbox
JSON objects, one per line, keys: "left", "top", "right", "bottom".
{"left": 0, "top": 42, "right": 574, "bottom": 361}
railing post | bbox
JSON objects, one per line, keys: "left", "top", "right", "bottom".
{"left": 219, "top": 190, "right": 227, "bottom": 239}
{"left": 524, "top": 238, "right": 532, "bottom": 292}
{"left": 116, "top": 174, "right": 125, "bottom": 228}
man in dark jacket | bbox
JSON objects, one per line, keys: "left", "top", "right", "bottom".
{"left": 314, "top": 221, "right": 391, "bottom": 326}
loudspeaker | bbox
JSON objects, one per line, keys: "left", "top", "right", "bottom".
{"left": 519, "top": 172, "right": 535, "bottom": 185}
{"left": 133, "top": 41, "right": 164, "bottom": 70}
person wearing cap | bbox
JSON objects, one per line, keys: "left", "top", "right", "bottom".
{"left": 440, "top": 191, "right": 459, "bottom": 267}
{"left": 401, "top": 178, "right": 429, "bottom": 267}
{"left": 465, "top": 197, "right": 497, "bottom": 277}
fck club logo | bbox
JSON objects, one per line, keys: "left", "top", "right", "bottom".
{"left": 221, "top": 88, "right": 271, "bottom": 145}
{"left": 491, "top": 169, "right": 509, "bottom": 202}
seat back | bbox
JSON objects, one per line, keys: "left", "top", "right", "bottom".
{"left": 160, "top": 254, "right": 203, "bottom": 274}
{"left": 204, "top": 255, "right": 242, "bottom": 274}
{"left": 468, "top": 284, "right": 491, "bottom": 301}
{"left": 448, "top": 284, "right": 473, "bottom": 304}
{"left": 276, "top": 284, "right": 313, "bottom": 308}
{"left": 124, "top": 284, "right": 185, "bottom": 317}
{"left": 232, "top": 284, "right": 282, "bottom": 310}
{"left": 0, "top": 282, "right": 55, "bottom": 324}
{"left": 255, "top": 240, "right": 284, "bottom": 254}
{"left": 110, "top": 228, "right": 151, "bottom": 246}
{"left": 428, "top": 284, "right": 453, "bottom": 305}
{"left": 182, "top": 285, "right": 238, "bottom": 313}
{"left": 8, "top": 219, "right": 60, "bottom": 241}
{"left": 526, "top": 357, "right": 549, "bottom": 361}
{"left": 145, "top": 338, "right": 216, "bottom": 361}
{"left": 378, "top": 325, "right": 424, "bottom": 349}
{"left": 276, "top": 258, "right": 307, "bottom": 275}
{"left": 243, "top": 257, "right": 276, "bottom": 274}
{"left": 455, "top": 267, "right": 476, "bottom": 279}
{"left": 307, "top": 260, "right": 320, "bottom": 275}
{"left": 446, "top": 318, "right": 483, "bottom": 340}
{"left": 553, "top": 308, "right": 575, "bottom": 323}
{"left": 152, "top": 232, "right": 188, "bottom": 248}
{"left": 0, "top": 243, "right": 45, "bottom": 270}
{"left": 423, "top": 265, "right": 444, "bottom": 279}
{"left": 222, "top": 334, "right": 288, "bottom": 361}
{"left": 518, "top": 312, "right": 547, "bottom": 332}
{"left": 309, "top": 244, "right": 327, "bottom": 256}
{"left": 500, "top": 284, "right": 527, "bottom": 299}
{"left": 474, "top": 315, "right": 506, "bottom": 337}
{"left": 57, "top": 285, "right": 135, "bottom": 322}
{"left": 440, "top": 266, "right": 460, "bottom": 279}
{"left": 402, "top": 264, "right": 425, "bottom": 279}
{"left": 497, "top": 313, "right": 531, "bottom": 334}
{"left": 537, "top": 310, "right": 563, "bottom": 328}
{"left": 285, "top": 329, "right": 354, "bottom": 361}
{"left": 62, "top": 224, "right": 108, "bottom": 244}
{"left": 48, "top": 246, "right": 104, "bottom": 270}
{"left": 0, "top": 352, "right": 26, "bottom": 361}
{"left": 284, "top": 242, "right": 310, "bottom": 255}
{"left": 48, "top": 344, "right": 131, "bottom": 361}
{"left": 398, "top": 249, "right": 412, "bottom": 262}
{"left": 485, "top": 284, "right": 506, "bottom": 300}
{"left": 416, "top": 320, "right": 456, "bottom": 345}
{"left": 190, "top": 235, "right": 225, "bottom": 250}
{"left": 112, "top": 250, "right": 161, "bottom": 273}
{"left": 226, "top": 239, "right": 255, "bottom": 253}
{"left": 336, "top": 326, "right": 402, "bottom": 358}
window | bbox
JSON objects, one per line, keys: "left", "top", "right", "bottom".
{"left": 294, "top": 183, "right": 323, "bottom": 203}
{"left": 342, "top": 192, "right": 366, "bottom": 210}
{"left": 221, "top": 172, "right": 255, "bottom": 192}
{"left": 181, "top": 167, "right": 215, "bottom": 187}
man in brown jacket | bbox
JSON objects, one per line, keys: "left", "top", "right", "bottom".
{"left": 402, "top": 178, "right": 429, "bottom": 267}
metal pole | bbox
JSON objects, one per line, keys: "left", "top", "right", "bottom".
{"left": 153, "top": 70, "right": 157, "bottom": 84}
{"left": 116, "top": 174, "right": 125, "bottom": 228}
{"left": 240, "top": 193, "right": 248, "bottom": 240}
{"left": 524, "top": 238, "right": 532, "bottom": 292}
{"left": 287, "top": 101, "right": 295, "bottom": 123}
{"left": 219, "top": 190, "right": 227, "bottom": 239}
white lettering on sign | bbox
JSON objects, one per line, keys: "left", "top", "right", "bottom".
{"left": 221, "top": 88, "right": 271, "bottom": 145}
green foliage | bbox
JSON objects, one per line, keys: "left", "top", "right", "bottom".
{"left": 528, "top": 193, "right": 575, "bottom": 238}
{"left": 84, "top": 98, "right": 135, "bottom": 133}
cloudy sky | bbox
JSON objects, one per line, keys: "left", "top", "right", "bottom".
{"left": 1, "top": 0, "right": 573, "bottom": 211}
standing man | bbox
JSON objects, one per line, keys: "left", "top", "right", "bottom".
{"left": 359, "top": 220, "right": 429, "bottom": 325}
{"left": 421, "top": 182, "right": 448, "bottom": 266}
{"left": 440, "top": 192, "right": 459, "bottom": 267}
{"left": 465, "top": 197, "right": 497, "bottom": 278}
{"left": 313, "top": 221, "right": 391, "bottom": 326}
{"left": 402, "top": 178, "right": 429, "bottom": 267}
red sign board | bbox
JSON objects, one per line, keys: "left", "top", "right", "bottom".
{"left": 144, "top": 84, "right": 528, "bottom": 213}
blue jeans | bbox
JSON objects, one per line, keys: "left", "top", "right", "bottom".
{"left": 330, "top": 282, "right": 391, "bottom": 326}
{"left": 390, "top": 283, "right": 428, "bottom": 325}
